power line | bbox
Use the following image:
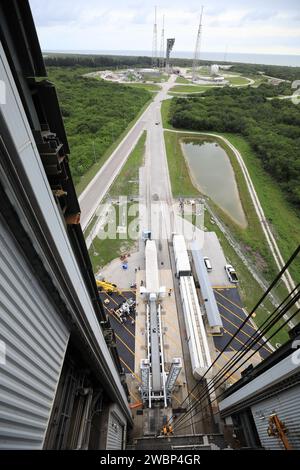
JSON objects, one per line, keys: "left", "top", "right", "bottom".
{"left": 173, "top": 302, "right": 300, "bottom": 433}
{"left": 166, "top": 244, "right": 300, "bottom": 429}
{"left": 172, "top": 283, "right": 300, "bottom": 432}
{"left": 173, "top": 287, "right": 300, "bottom": 431}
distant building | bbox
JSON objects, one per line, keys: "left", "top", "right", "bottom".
{"left": 210, "top": 64, "right": 220, "bottom": 76}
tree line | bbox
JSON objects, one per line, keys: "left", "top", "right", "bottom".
{"left": 44, "top": 53, "right": 300, "bottom": 83}
{"left": 169, "top": 85, "right": 300, "bottom": 210}
{"left": 47, "top": 67, "right": 151, "bottom": 186}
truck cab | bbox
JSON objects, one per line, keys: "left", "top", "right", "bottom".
{"left": 225, "top": 264, "right": 239, "bottom": 283}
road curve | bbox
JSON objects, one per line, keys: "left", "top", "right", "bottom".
{"left": 165, "top": 129, "right": 298, "bottom": 325}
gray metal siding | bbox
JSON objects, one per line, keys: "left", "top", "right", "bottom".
{"left": 251, "top": 385, "right": 300, "bottom": 450}
{"left": 0, "top": 218, "right": 70, "bottom": 449}
{"left": 190, "top": 243, "right": 222, "bottom": 328}
{"left": 106, "top": 412, "right": 124, "bottom": 450}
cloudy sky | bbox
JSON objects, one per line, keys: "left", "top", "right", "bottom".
{"left": 29, "top": 0, "right": 300, "bottom": 56}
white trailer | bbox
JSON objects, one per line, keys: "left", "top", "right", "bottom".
{"left": 179, "top": 275, "right": 212, "bottom": 380}
{"left": 173, "top": 234, "right": 191, "bottom": 277}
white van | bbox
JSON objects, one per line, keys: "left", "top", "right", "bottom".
{"left": 203, "top": 256, "right": 212, "bottom": 272}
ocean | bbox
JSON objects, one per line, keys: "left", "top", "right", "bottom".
{"left": 45, "top": 49, "right": 300, "bottom": 67}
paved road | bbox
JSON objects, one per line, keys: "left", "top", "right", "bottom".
{"left": 99, "top": 291, "right": 136, "bottom": 374}
{"left": 79, "top": 75, "right": 176, "bottom": 232}
{"left": 79, "top": 114, "right": 147, "bottom": 230}
{"left": 166, "top": 128, "right": 298, "bottom": 326}
{"left": 213, "top": 287, "right": 272, "bottom": 361}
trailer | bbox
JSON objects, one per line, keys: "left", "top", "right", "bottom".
{"left": 179, "top": 275, "right": 212, "bottom": 380}
{"left": 173, "top": 234, "right": 192, "bottom": 277}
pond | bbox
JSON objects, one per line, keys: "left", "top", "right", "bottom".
{"left": 181, "top": 139, "right": 247, "bottom": 227}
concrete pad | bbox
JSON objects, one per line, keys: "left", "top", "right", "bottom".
{"left": 99, "top": 250, "right": 145, "bottom": 289}
{"left": 202, "top": 232, "right": 231, "bottom": 287}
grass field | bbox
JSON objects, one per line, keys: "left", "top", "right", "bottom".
{"left": 124, "top": 83, "right": 161, "bottom": 92}
{"left": 204, "top": 212, "right": 290, "bottom": 347}
{"left": 88, "top": 132, "right": 146, "bottom": 270}
{"left": 164, "top": 131, "right": 200, "bottom": 197}
{"left": 47, "top": 67, "right": 152, "bottom": 195}
{"left": 175, "top": 76, "right": 191, "bottom": 84}
{"left": 88, "top": 202, "right": 138, "bottom": 272}
{"left": 162, "top": 99, "right": 300, "bottom": 285}
{"left": 107, "top": 131, "right": 146, "bottom": 198}
{"left": 219, "top": 133, "right": 300, "bottom": 285}
{"left": 163, "top": 129, "right": 297, "bottom": 343}
{"left": 227, "top": 75, "right": 251, "bottom": 86}
{"left": 170, "top": 84, "right": 212, "bottom": 93}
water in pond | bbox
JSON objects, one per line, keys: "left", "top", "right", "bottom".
{"left": 181, "top": 139, "right": 247, "bottom": 227}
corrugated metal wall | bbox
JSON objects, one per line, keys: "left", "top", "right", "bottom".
{"left": 106, "top": 412, "right": 124, "bottom": 450}
{"left": 251, "top": 385, "right": 300, "bottom": 450}
{"left": 0, "top": 218, "right": 70, "bottom": 449}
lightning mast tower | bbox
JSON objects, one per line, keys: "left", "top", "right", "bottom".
{"left": 159, "top": 15, "right": 165, "bottom": 70}
{"left": 152, "top": 6, "right": 158, "bottom": 68}
{"left": 192, "top": 6, "right": 204, "bottom": 81}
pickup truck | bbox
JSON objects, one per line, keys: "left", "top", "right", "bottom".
{"left": 225, "top": 264, "right": 239, "bottom": 283}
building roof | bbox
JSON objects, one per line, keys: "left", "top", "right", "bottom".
{"left": 190, "top": 241, "right": 223, "bottom": 328}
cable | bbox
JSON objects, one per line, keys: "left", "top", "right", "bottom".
{"left": 165, "top": 245, "right": 300, "bottom": 429}
{"left": 173, "top": 289, "right": 300, "bottom": 431}
{"left": 174, "top": 305, "right": 300, "bottom": 434}
{"left": 173, "top": 297, "right": 300, "bottom": 432}
{"left": 171, "top": 283, "right": 299, "bottom": 430}
{"left": 172, "top": 287, "right": 300, "bottom": 431}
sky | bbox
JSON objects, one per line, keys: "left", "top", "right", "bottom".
{"left": 29, "top": 0, "right": 300, "bottom": 56}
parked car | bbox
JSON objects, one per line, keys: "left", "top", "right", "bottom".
{"left": 203, "top": 256, "right": 212, "bottom": 272}
{"left": 225, "top": 264, "right": 239, "bottom": 283}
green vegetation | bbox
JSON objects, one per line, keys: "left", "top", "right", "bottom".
{"left": 124, "top": 83, "right": 161, "bottom": 92}
{"left": 230, "top": 63, "right": 300, "bottom": 82}
{"left": 161, "top": 99, "right": 175, "bottom": 130}
{"left": 226, "top": 75, "right": 251, "bottom": 86}
{"left": 108, "top": 131, "right": 146, "bottom": 197}
{"left": 169, "top": 85, "right": 300, "bottom": 209}
{"left": 47, "top": 67, "right": 151, "bottom": 192}
{"left": 219, "top": 133, "right": 300, "bottom": 284}
{"left": 164, "top": 131, "right": 199, "bottom": 197}
{"left": 164, "top": 129, "right": 293, "bottom": 344}
{"left": 89, "top": 202, "right": 138, "bottom": 271}
{"left": 88, "top": 132, "right": 146, "bottom": 270}
{"left": 175, "top": 76, "right": 191, "bottom": 84}
{"left": 170, "top": 85, "right": 211, "bottom": 93}
{"left": 204, "top": 212, "right": 289, "bottom": 347}
{"left": 44, "top": 52, "right": 300, "bottom": 83}
{"left": 164, "top": 130, "right": 279, "bottom": 280}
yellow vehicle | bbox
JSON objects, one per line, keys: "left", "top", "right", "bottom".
{"left": 96, "top": 279, "right": 121, "bottom": 295}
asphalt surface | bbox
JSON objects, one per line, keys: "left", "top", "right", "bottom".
{"left": 99, "top": 290, "right": 136, "bottom": 374}
{"left": 213, "top": 286, "right": 272, "bottom": 360}
{"left": 79, "top": 118, "right": 146, "bottom": 230}
{"left": 79, "top": 75, "right": 176, "bottom": 234}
